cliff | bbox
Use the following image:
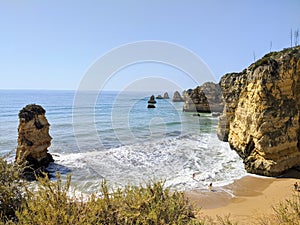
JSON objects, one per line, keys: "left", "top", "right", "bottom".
{"left": 218, "top": 46, "right": 300, "bottom": 176}
{"left": 16, "top": 104, "right": 54, "bottom": 178}
{"left": 183, "top": 82, "right": 223, "bottom": 112}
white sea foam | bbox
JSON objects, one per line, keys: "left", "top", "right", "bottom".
{"left": 0, "top": 90, "right": 247, "bottom": 194}
{"left": 51, "top": 132, "right": 246, "bottom": 193}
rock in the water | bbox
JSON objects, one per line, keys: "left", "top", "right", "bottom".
{"left": 16, "top": 104, "right": 54, "bottom": 178}
{"left": 163, "top": 92, "right": 170, "bottom": 99}
{"left": 182, "top": 89, "right": 193, "bottom": 101}
{"left": 148, "top": 95, "right": 156, "bottom": 104}
{"left": 147, "top": 95, "right": 156, "bottom": 108}
{"left": 218, "top": 46, "right": 300, "bottom": 176}
{"left": 156, "top": 95, "right": 163, "bottom": 99}
{"left": 183, "top": 82, "right": 224, "bottom": 113}
{"left": 172, "top": 91, "right": 184, "bottom": 102}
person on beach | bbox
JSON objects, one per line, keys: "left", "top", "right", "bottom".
{"left": 208, "top": 183, "right": 212, "bottom": 191}
{"left": 294, "top": 182, "right": 298, "bottom": 191}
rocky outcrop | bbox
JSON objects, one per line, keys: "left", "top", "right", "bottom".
{"left": 183, "top": 82, "right": 224, "bottom": 113}
{"left": 217, "top": 72, "right": 248, "bottom": 141}
{"left": 156, "top": 95, "right": 163, "bottom": 99}
{"left": 172, "top": 91, "right": 184, "bottom": 102}
{"left": 163, "top": 92, "right": 170, "bottom": 99}
{"left": 182, "top": 89, "right": 192, "bottom": 101}
{"left": 147, "top": 95, "right": 156, "bottom": 108}
{"left": 218, "top": 47, "right": 300, "bottom": 176}
{"left": 16, "top": 104, "right": 54, "bottom": 178}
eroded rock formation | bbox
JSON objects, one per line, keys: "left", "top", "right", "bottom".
{"left": 183, "top": 82, "right": 223, "bottom": 113}
{"left": 147, "top": 95, "right": 156, "bottom": 108}
{"left": 16, "top": 104, "right": 53, "bottom": 177}
{"left": 172, "top": 91, "right": 184, "bottom": 102}
{"left": 218, "top": 47, "right": 300, "bottom": 176}
{"left": 163, "top": 92, "right": 170, "bottom": 99}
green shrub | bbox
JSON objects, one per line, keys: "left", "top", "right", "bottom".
{"left": 257, "top": 192, "right": 300, "bottom": 225}
{"left": 0, "top": 156, "right": 26, "bottom": 223}
{"left": 16, "top": 173, "right": 198, "bottom": 225}
{"left": 90, "top": 180, "right": 196, "bottom": 224}
{"left": 16, "top": 173, "right": 88, "bottom": 225}
{"left": 272, "top": 192, "right": 300, "bottom": 224}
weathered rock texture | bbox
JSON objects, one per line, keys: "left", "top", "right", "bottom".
{"left": 16, "top": 104, "right": 54, "bottom": 173}
{"left": 163, "top": 92, "right": 170, "bottom": 99}
{"left": 183, "top": 82, "right": 224, "bottom": 113}
{"left": 218, "top": 47, "right": 300, "bottom": 176}
{"left": 172, "top": 91, "right": 184, "bottom": 102}
{"left": 147, "top": 95, "right": 156, "bottom": 108}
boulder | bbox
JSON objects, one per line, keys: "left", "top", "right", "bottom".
{"left": 16, "top": 104, "right": 54, "bottom": 178}
{"left": 156, "top": 95, "right": 163, "bottom": 99}
{"left": 218, "top": 47, "right": 300, "bottom": 176}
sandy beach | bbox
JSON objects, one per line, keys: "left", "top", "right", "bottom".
{"left": 187, "top": 172, "right": 300, "bottom": 224}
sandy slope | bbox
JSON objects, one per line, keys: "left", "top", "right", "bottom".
{"left": 187, "top": 174, "right": 300, "bottom": 224}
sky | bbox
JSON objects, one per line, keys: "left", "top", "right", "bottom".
{"left": 0, "top": 0, "right": 299, "bottom": 91}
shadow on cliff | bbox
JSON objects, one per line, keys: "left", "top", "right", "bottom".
{"left": 277, "top": 167, "right": 300, "bottom": 179}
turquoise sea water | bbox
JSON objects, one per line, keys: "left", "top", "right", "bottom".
{"left": 0, "top": 90, "right": 246, "bottom": 193}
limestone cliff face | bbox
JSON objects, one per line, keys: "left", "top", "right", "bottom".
{"left": 16, "top": 104, "right": 53, "bottom": 171}
{"left": 217, "top": 72, "right": 248, "bottom": 141}
{"left": 183, "top": 82, "right": 223, "bottom": 113}
{"left": 218, "top": 47, "right": 300, "bottom": 176}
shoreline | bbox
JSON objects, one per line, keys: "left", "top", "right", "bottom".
{"left": 186, "top": 171, "right": 300, "bottom": 224}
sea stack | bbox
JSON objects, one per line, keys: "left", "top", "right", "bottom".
{"left": 163, "top": 92, "right": 170, "bottom": 99}
{"left": 183, "top": 82, "right": 224, "bottom": 113}
{"left": 147, "top": 95, "right": 156, "bottom": 108}
{"left": 172, "top": 91, "right": 184, "bottom": 102}
{"left": 16, "top": 104, "right": 54, "bottom": 178}
{"left": 218, "top": 46, "right": 300, "bottom": 176}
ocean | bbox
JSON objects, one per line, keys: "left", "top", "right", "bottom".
{"left": 0, "top": 89, "right": 246, "bottom": 193}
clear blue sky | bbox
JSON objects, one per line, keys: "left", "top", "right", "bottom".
{"left": 1, "top": 0, "right": 299, "bottom": 91}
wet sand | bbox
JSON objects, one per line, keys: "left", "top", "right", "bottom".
{"left": 187, "top": 172, "right": 300, "bottom": 224}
